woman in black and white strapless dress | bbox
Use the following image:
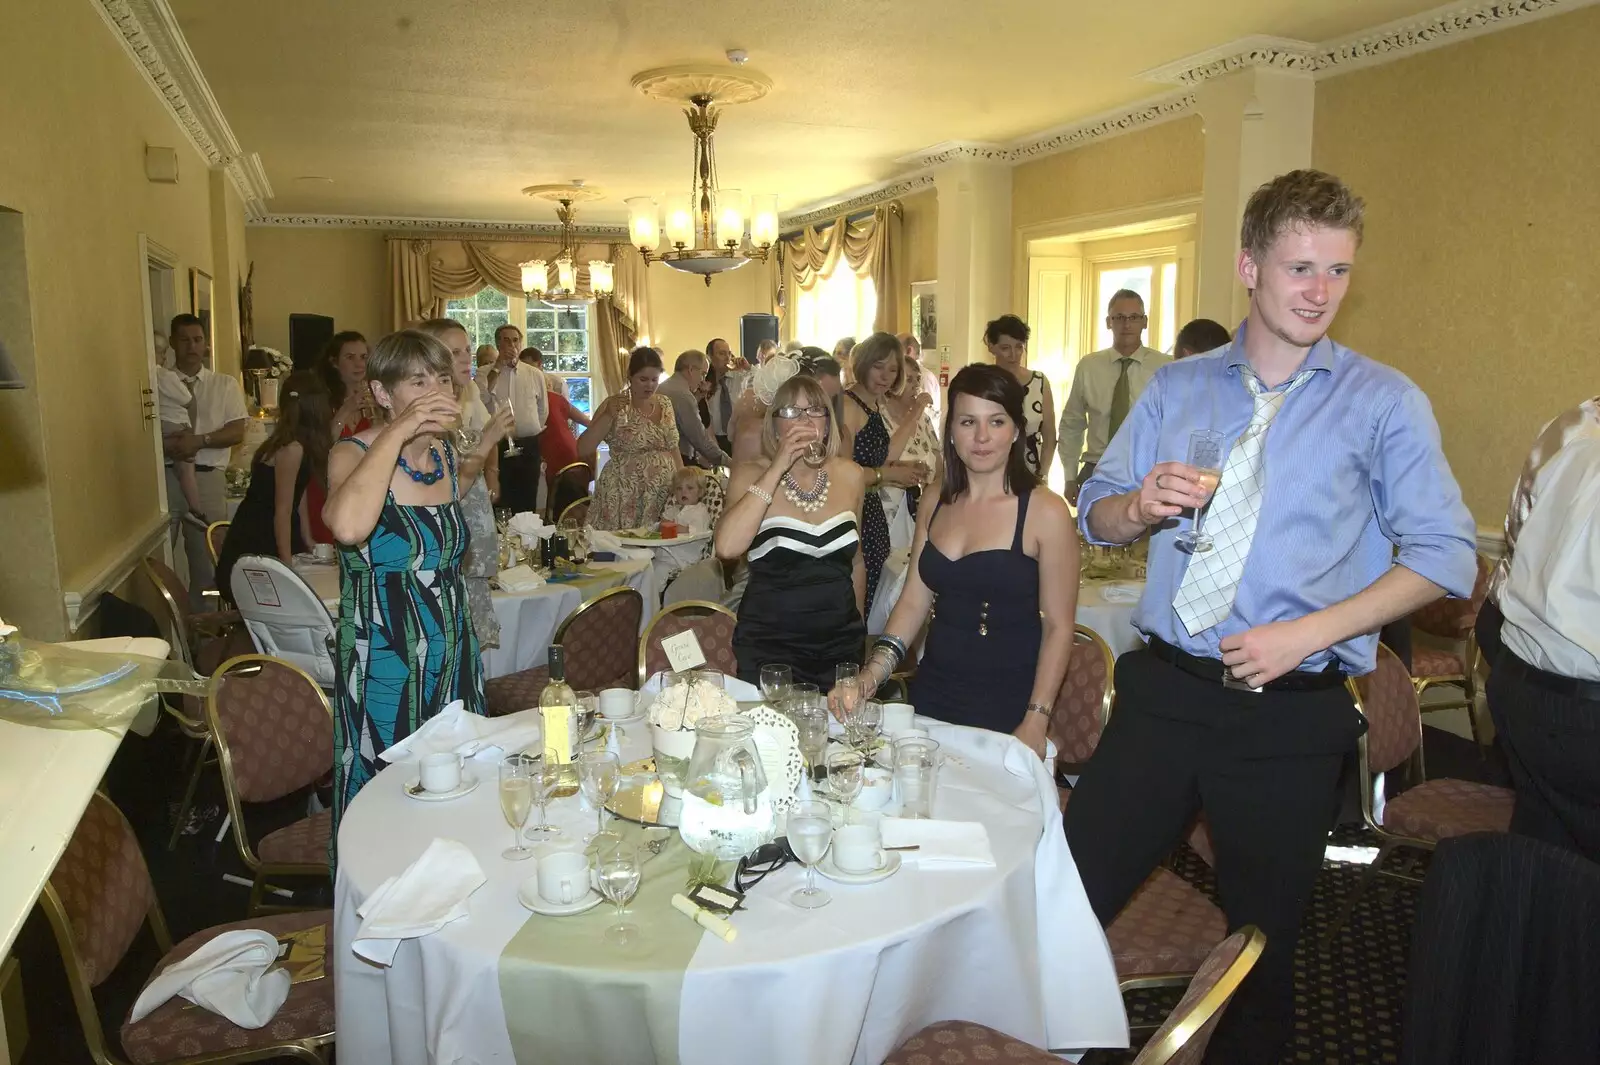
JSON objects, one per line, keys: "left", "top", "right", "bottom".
{"left": 716, "top": 372, "right": 869, "bottom": 690}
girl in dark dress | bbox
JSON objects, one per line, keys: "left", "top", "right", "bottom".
{"left": 215, "top": 372, "right": 332, "bottom": 600}
{"left": 717, "top": 372, "right": 871, "bottom": 691}
{"left": 829, "top": 365, "right": 1081, "bottom": 759}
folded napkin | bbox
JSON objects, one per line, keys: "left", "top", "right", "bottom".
{"left": 129, "top": 928, "right": 290, "bottom": 1028}
{"left": 353, "top": 838, "right": 486, "bottom": 966}
{"left": 1094, "top": 582, "right": 1142, "bottom": 603}
{"left": 380, "top": 703, "right": 543, "bottom": 763}
{"left": 585, "top": 529, "right": 654, "bottom": 562}
{"left": 879, "top": 817, "right": 996, "bottom": 867}
{"left": 497, "top": 564, "right": 546, "bottom": 593}
{"left": 640, "top": 670, "right": 761, "bottom": 702}
{"left": 508, "top": 511, "right": 555, "bottom": 548}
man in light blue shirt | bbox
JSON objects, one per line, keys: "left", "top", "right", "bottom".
{"left": 1065, "top": 170, "right": 1475, "bottom": 1065}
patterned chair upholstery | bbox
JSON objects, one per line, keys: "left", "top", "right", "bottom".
{"left": 1050, "top": 625, "right": 1116, "bottom": 766}
{"left": 206, "top": 655, "right": 336, "bottom": 914}
{"left": 638, "top": 601, "right": 740, "bottom": 685}
{"left": 1107, "top": 867, "right": 1228, "bottom": 985}
{"left": 40, "top": 793, "right": 335, "bottom": 1065}
{"left": 1408, "top": 554, "right": 1491, "bottom": 747}
{"left": 486, "top": 587, "right": 645, "bottom": 716}
{"left": 1322, "top": 644, "right": 1514, "bottom": 945}
{"left": 879, "top": 1021, "right": 1058, "bottom": 1065}
{"left": 701, "top": 470, "right": 728, "bottom": 525}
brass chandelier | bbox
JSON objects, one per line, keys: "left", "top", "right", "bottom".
{"left": 519, "top": 183, "right": 614, "bottom": 308}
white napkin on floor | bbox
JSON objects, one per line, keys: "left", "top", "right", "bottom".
{"left": 128, "top": 929, "right": 289, "bottom": 1028}
{"left": 508, "top": 511, "right": 554, "bottom": 548}
{"left": 879, "top": 817, "right": 996, "bottom": 867}
{"left": 380, "top": 704, "right": 543, "bottom": 763}
{"left": 496, "top": 564, "right": 546, "bottom": 593}
{"left": 352, "top": 839, "right": 486, "bottom": 967}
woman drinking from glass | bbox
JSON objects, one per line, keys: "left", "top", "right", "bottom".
{"left": 717, "top": 374, "right": 869, "bottom": 690}
{"left": 829, "top": 365, "right": 1079, "bottom": 758}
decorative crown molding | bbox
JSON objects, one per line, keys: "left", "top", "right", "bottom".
{"left": 780, "top": 174, "right": 936, "bottom": 230}
{"left": 893, "top": 141, "right": 1008, "bottom": 169}
{"left": 1139, "top": 36, "right": 1319, "bottom": 85}
{"left": 250, "top": 213, "right": 630, "bottom": 240}
{"left": 1005, "top": 90, "right": 1197, "bottom": 161}
{"left": 92, "top": 0, "right": 273, "bottom": 219}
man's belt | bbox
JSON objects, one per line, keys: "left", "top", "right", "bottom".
{"left": 1496, "top": 647, "right": 1600, "bottom": 702}
{"left": 1147, "top": 636, "right": 1347, "bottom": 693}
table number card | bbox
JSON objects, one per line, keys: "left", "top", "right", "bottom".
{"left": 661, "top": 629, "right": 707, "bottom": 672}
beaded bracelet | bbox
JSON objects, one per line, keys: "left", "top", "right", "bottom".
{"left": 746, "top": 483, "right": 773, "bottom": 504}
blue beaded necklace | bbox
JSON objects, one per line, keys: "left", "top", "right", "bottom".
{"left": 397, "top": 444, "right": 445, "bottom": 485}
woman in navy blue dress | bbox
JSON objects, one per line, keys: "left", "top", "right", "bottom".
{"left": 829, "top": 364, "right": 1080, "bottom": 758}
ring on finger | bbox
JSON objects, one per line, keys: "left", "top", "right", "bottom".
{"left": 1155, "top": 473, "right": 1165, "bottom": 491}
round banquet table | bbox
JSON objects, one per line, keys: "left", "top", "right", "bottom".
{"left": 333, "top": 718, "right": 1128, "bottom": 1065}
{"left": 1074, "top": 578, "right": 1145, "bottom": 658}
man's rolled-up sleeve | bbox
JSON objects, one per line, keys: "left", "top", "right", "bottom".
{"left": 1077, "top": 375, "right": 1164, "bottom": 544}
{"left": 1370, "top": 386, "right": 1478, "bottom": 599}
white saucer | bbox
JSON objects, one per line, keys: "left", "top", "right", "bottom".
{"left": 816, "top": 851, "right": 901, "bottom": 885}
{"left": 598, "top": 707, "right": 645, "bottom": 726}
{"left": 403, "top": 772, "right": 480, "bottom": 802}
{"left": 516, "top": 880, "right": 604, "bottom": 916}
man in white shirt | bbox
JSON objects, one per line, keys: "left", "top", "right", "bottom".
{"left": 161, "top": 313, "right": 247, "bottom": 608}
{"left": 487, "top": 323, "right": 548, "bottom": 513}
{"left": 704, "top": 337, "right": 742, "bottom": 454}
{"left": 1486, "top": 396, "right": 1600, "bottom": 862}
{"left": 1057, "top": 290, "right": 1172, "bottom": 502}
{"left": 899, "top": 333, "right": 942, "bottom": 436}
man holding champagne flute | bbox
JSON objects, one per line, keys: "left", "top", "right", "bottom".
{"left": 1065, "top": 170, "right": 1476, "bottom": 1065}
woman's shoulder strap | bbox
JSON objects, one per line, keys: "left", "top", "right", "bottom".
{"left": 1012, "top": 486, "right": 1033, "bottom": 552}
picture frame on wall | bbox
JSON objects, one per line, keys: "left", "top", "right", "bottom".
{"left": 189, "top": 268, "right": 214, "bottom": 348}
{"left": 910, "top": 280, "right": 937, "bottom": 350}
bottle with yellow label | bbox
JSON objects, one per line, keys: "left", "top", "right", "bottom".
{"left": 539, "top": 645, "right": 580, "bottom": 797}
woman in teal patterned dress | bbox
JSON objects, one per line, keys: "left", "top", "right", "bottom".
{"left": 323, "top": 329, "right": 486, "bottom": 859}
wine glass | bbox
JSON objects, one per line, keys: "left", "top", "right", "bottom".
{"left": 573, "top": 691, "right": 599, "bottom": 747}
{"left": 524, "top": 753, "right": 562, "bottom": 839}
{"left": 790, "top": 698, "right": 830, "bottom": 783}
{"left": 498, "top": 753, "right": 537, "bottom": 861}
{"left": 834, "top": 663, "right": 861, "bottom": 709}
{"left": 1175, "top": 429, "right": 1226, "bottom": 553}
{"left": 787, "top": 799, "right": 834, "bottom": 909}
{"left": 595, "top": 843, "right": 642, "bottom": 946}
{"left": 760, "top": 664, "right": 794, "bottom": 707}
{"left": 826, "top": 749, "right": 865, "bottom": 823}
{"left": 578, "top": 750, "right": 621, "bottom": 841}
{"left": 845, "top": 699, "right": 882, "bottom": 756}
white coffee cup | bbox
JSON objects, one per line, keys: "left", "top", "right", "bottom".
{"left": 833, "top": 823, "right": 886, "bottom": 874}
{"left": 599, "top": 688, "right": 635, "bottom": 719}
{"left": 880, "top": 702, "right": 915, "bottom": 735}
{"left": 313, "top": 542, "right": 336, "bottom": 563}
{"left": 537, "top": 850, "right": 592, "bottom": 905}
{"left": 418, "top": 752, "right": 462, "bottom": 793}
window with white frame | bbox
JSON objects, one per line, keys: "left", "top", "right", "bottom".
{"left": 1092, "top": 257, "right": 1179, "bottom": 353}
{"left": 525, "top": 304, "right": 592, "bottom": 413}
{"left": 794, "top": 263, "right": 876, "bottom": 351}
{"left": 444, "top": 288, "right": 511, "bottom": 350}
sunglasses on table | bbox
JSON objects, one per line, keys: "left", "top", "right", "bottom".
{"left": 773, "top": 405, "right": 830, "bottom": 420}
{"left": 734, "top": 837, "right": 798, "bottom": 893}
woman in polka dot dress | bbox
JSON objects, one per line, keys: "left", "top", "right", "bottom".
{"left": 986, "top": 315, "right": 1054, "bottom": 484}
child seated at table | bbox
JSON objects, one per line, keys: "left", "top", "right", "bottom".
{"left": 663, "top": 468, "right": 712, "bottom": 533}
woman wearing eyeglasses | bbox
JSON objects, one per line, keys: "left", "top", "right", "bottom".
{"left": 716, "top": 373, "right": 870, "bottom": 690}
{"left": 985, "top": 315, "right": 1053, "bottom": 483}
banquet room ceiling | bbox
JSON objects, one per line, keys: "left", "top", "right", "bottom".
{"left": 170, "top": 0, "right": 1455, "bottom": 223}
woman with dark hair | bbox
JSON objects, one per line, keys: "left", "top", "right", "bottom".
{"left": 580, "top": 347, "right": 681, "bottom": 529}
{"left": 985, "top": 315, "right": 1054, "bottom": 481}
{"left": 305, "top": 330, "right": 371, "bottom": 544}
{"left": 828, "top": 364, "right": 1079, "bottom": 756}
{"left": 215, "top": 371, "right": 333, "bottom": 600}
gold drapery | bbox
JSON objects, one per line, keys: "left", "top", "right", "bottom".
{"left": 385, "top": 237, "right": 653, "bottom": 397}
{"left": 781, "top": 203, "right": 903, "bottom": 339}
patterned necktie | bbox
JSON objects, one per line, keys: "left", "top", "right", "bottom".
{"left": 1172, "top": 368, "right": 1314, "bottom": 635}
{"left": 1107, "top": 357, "right": 1133, "bottom": 441}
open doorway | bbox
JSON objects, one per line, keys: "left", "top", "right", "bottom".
{"left": 140, "top": 237, "right": 178, "bottom": 518}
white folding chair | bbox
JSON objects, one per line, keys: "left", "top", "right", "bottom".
{"left": 228, "top": 555, "right": 338, "bottom": 689}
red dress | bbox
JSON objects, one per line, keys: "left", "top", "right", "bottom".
{"left": 538, "top": 392, "right": 582, "bottom": 487}
{"left": 307, "top": 415, "right": 372, "bottom": 544}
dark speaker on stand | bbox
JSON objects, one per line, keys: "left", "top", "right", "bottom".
{"left": 739, "top": 313, "right": 779, "bottom": 364}
{"left": 289, "top": 313, "right": 336, "bottom": 372}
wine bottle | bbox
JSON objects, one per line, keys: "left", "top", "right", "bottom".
{"left": 539, "top": 645, "right": 580, "bottom": 796}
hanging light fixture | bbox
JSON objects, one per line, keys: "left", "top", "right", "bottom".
{"left": 519, "top": 182, "right": 611, "bottom": 308}
{"left": 627, "top": 64, "right": 779, "bottom": 286}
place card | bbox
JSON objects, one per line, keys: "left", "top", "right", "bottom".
{"left": 688, "top": 882, "right": 745, "bottom": 915}
{"left": 661, "top": 629, "right": 707, "bottom": 672}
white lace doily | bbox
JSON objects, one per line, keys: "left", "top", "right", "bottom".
{"left": 739, "top": 706, "right": 803, "bottom": 811}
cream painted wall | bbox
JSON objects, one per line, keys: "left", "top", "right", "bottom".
{"left": 1011, "top": 116, "right": 1205, "bottom": 231}
{"left": 646, "top": 257, "right": 776, "bottom": 359}
{"left": 1313, "top": 4, "right": 1600, "bottom": 523}
{"left": 1, "top": 0, "right": 230, "bottom": 634}
{"left": 246, "top": 227, "right": 388, "bottom": 355}
{"left": 899, "top": 189, "right": 939, "bottom": 334}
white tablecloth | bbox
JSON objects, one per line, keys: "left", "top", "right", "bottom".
{"left": 333, "top": 720, "right": 1127, "bottom": 1064}
{"left": 1075, "top": 580, "right": 1145, "bottom": 658}
{"left": 293, "top": 559, "right": 655, "bottom": 680}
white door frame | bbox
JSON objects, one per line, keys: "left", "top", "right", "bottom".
{"left": 139, "top": 235, "right": 178, "bottom": 546}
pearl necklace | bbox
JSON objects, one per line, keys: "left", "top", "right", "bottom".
{"left": 781, "top": 468, "right": 830, "bottom": 514}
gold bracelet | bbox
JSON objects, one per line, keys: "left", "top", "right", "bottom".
{"left": 871, "top": 467, "right": 882, "bottom": 488}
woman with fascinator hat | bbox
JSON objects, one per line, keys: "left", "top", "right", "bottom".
{"left": 214, "top": 370, "right": 333, "bottom": 600}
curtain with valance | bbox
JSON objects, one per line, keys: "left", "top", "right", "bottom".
{"left": 386, "top": 237, "right": 653, "bottom": 397}
{"left": 781, "top": 202, "right": 903, "bottom": 338}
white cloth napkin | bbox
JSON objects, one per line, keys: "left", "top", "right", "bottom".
{"left": 128, "top": 929, "right": 290, "bottom": 1028}
{"left": 879, "top": 817, "right": 996, "bottom": 867}
{"left": 380, "top": 704, "right": 543, "bottom": 764}
{"left": 496, "top": 564, "right": 546, "bottom": 593}
{"left": 586, "top": 529, "right": 654, "bottom": 561}
{"left": 508, "top": 511, "right": 555, "bottom": 549}
{"left": 639, "top": 671, "right": 761, "bottom": 702}
{"left": 1095, "top": 582, "right": 1142, "bottom": 603}
{"left": 352, "top": 839, "right": 486, "bottom": 967}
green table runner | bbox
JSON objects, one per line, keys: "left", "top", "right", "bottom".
{"left": 498, "top": 832, "right": 704, "bottom": 1065}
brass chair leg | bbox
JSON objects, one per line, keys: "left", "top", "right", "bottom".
{"left": 166, "top": 735, "right": 212, "bottom": 851}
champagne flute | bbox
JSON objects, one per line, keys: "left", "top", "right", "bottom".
{"left": 525, "top": 752, "right": 562, "bottom": 839}
{"left": 845, "top": 699, "right": 882, "bottom": 756}
{"left": 791, "top": 698, "right": 830, "bottom": 783}
{"left": 826, "top": 749, "right": 865, "bottom": 824}
{"left": 787, "top": 799, "right": 834, "bottom": 909}
{"left": 596, "top": 843, "right": 642, "bottom": 946}
{"left": 760, "top": 664, "right": 794, "bottom": 708}
{"left": 578, "top": 750, "right": 621, "bottom": 841}
{"left": 498, "top": 385, "right": 522, "bottom": 458}
{"left": 835, "top": 663, "right": 861, "bottom": 711}
{"left": 499, "top": 753, "right": 537, "bottom": 861}
{"left": 1175, "top": 429, "right": 1226, "bottom": 553}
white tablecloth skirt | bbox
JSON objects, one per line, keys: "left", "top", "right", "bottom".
{"left": 333, "top": 721, "right": 1128, "bottom": 1064}
{"left": 1075, "top": 580, "right": 1145, "bottom": 659}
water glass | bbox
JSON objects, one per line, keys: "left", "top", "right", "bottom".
{"left": 573, "top": 691, "right": 599, "bottom": 746}
{"left": 499, "top": 754, "right": 537, "bottom": 861}
{"left": 786, "top": 799, "right": 834, "bottom": 909}
{"left": 892, "top": 737, "right": 941, "bottom": 819}
{"left": 578, "top": 750, "right": 621, "bottom": 840}
{"left": 826, "top": 749, "right": 865, "bottom": 820}
{"left": 595, "top": 843, "right": 642, "bottom": 946}
{"left": 1176, "top": 429, "right": 1226, "bottom": 553}
{"left": 760, "top": 664, "right": 794, "bottom": 707}
{"left": 524, "top": 751, "right": 563, "bottom": 840}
